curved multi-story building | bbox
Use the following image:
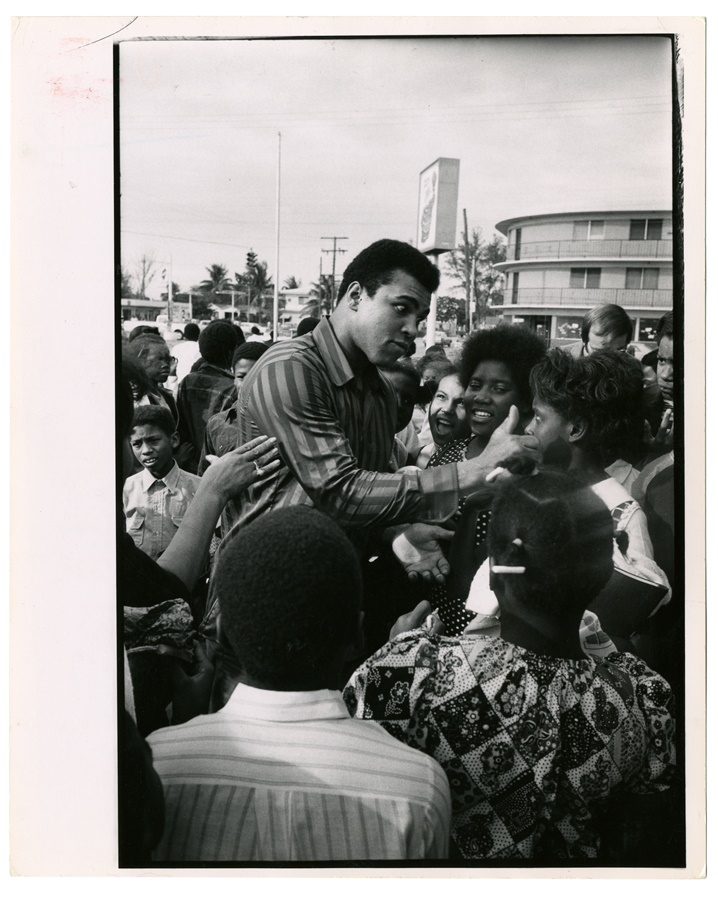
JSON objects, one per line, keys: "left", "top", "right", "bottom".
{"left": 492, "top": 210, "right": 673, "bottom": 347}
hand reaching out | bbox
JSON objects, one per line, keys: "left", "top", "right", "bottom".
{"left": 390, "top": 522, "right": 454, "bottom": 583}
{"left": 458, "top": 406, "right": 541, "bottom": 494}
{"left": 390, "top": 600, "right": 445, "bottom": 639}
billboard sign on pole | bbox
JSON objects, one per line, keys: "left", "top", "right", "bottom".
{"left": 416, "top": 157, "right": 460, "bottom": 254}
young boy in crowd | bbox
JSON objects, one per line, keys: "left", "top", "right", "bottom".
{"left": 198, "top": 342, "right": 271, "bottom": 476}
{"left": 123, "top": 406, "right": 202, "bottom": 561}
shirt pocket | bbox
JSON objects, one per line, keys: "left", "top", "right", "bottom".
{"left": 127, "top": 512, "right": 145, "bottom": 547}
{"left": 169, "top": 496, "right": 188, "bottom": 525}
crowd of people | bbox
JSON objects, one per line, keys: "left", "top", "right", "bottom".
{"left": 119, "top": 238, "right": 680, "bottom": 866}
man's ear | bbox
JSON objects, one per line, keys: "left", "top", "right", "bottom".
{"left": 568, "top": 417, "right": 588, "bottom": 443}
{"left": 171, "top": 431, "right": 180, "bottom": 450}
{"left": 345, "top": 281, "right": 363, "bottom": 310}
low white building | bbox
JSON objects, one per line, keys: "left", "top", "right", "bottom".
{"left": 280, "top": 288, "right": 315, "bottom": 333}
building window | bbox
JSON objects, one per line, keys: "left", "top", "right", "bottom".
{"left": 570, "top": 268, "right": 601, "bottom": 289}
{"left": 511, "top": 271, "right": 519, "bottom": 303}
{"left": 573, "top": 219, "right": 605, "bottom": 240}
{"left": 629, "top": 218, "right": 663, "bottom": 240}
{"left": 625, "top": 268, "right": 659, "bottom": 289}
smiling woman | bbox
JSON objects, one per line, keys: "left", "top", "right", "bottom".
{"left": 457, "top": 325, "right": 548, "bottom": 456}
{"left": 463, "top": 359, "right": 522, "bottom": 451}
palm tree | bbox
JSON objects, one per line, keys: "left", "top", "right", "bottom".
{"left": 200, "top": 264, "right": 232, "bottom": 295}
{"left": 247, "top": 260, "right": 275, "bottom": 322}
{"left": 303, "top": 274, "right": 333, "bottom": 318}
{"left": 283, "top": 275, "right": 301, "bottom": 290}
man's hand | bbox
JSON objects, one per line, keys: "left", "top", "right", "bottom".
{"left": 457, "top": 406, "right": 541, "bottom": 494}
{"left": 645, "top": 408, "right": 674, "bottom": 453}
{"left": 390, "top": 600, "right": 445, "bottom": 639}
{"left": 169, "top": 641, "right": 215, "bottom": 726}
{"left": 390, "top": 523, "right": 454, "bottom": 583}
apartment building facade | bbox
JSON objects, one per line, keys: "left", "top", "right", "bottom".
{"left": 492, "top": 210, "right": 673, "bottom": 347}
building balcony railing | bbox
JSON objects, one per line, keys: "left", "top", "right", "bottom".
{"left": 499, "top": 287, "right": 672, "bottom": 309}
{"left": 505, "top": 238, "right": 673, "bottom": 262}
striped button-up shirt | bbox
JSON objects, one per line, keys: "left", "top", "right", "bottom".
{"left": 224, "top": 317, "right": 459, "bottom": 548}
{"left": 148, "top": 684, "right": 451, "bottom": 861}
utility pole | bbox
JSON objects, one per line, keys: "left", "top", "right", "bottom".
{"left": 470, "top": 256, "right": 477, "bottom": 330}
{"left": 159, "top": 257, "right": 173, "bottom": 324}
{"left": 321, "top": 236, "right": 348, "bottom": 310}
{"left": 463, "top": 209, "right": 472, "bottom": 333}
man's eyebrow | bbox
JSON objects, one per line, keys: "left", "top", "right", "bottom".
{"left": 396, "top": 294, "right": 421, "bottom": 307}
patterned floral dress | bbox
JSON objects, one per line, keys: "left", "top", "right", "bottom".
{"left": 344, "top": 630, "right": 675, "bottom": 860}
{"left": 426, "top": 437, "right": 489, "bottom": 635}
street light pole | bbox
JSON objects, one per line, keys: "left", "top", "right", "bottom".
{"left": 273, "top": 131, "right": 281, "bottom": 340}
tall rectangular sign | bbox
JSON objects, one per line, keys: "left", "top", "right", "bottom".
{"left": 416, "top": 157, "right": 460, "bottom": 254}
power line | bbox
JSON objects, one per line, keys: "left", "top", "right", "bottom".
{"left": 124, "top": 105, "right": 671, "bottom": 133}
{"left": 123, "top": 93, "right": 671, "bottom": 122}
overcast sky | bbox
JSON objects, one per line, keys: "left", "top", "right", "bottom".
{"left": 119, "top": 34, "right": 674, "bottom": 298}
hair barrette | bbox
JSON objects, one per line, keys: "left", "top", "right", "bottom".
{"left": 491, "top": 565, "right": 526, "bottom": 575}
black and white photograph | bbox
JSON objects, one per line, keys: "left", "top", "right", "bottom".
{"left": 10, "top": 15, "right": 707, "bottom": 881}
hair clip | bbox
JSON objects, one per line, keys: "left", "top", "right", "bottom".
{"left": 512, "top": 538, "right": 523, "bottom": 547}
{"left": 491, "top": 565, "right": 526, "bottom": 575}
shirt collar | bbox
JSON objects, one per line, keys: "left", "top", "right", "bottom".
{"left": 591, "top": 476, "right": 633, "bottom": 509}
{"left": 140, "top": 459, "right": 180, "bottom": 492}
{"left": 312, "top": 316, "right": 361, "bottom": 388}
{"left": 223, "top": 682, "right": 351, "bottom": 722}
{"left": 194, "top": 359, "right": 232, "bottom": 378}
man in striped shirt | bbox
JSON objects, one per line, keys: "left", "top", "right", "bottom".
{"left": 223, "top": 239, "right": 540, "bottom": 554}
{"left": 148, "top": 507, "right": 452, "bottom": 861}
